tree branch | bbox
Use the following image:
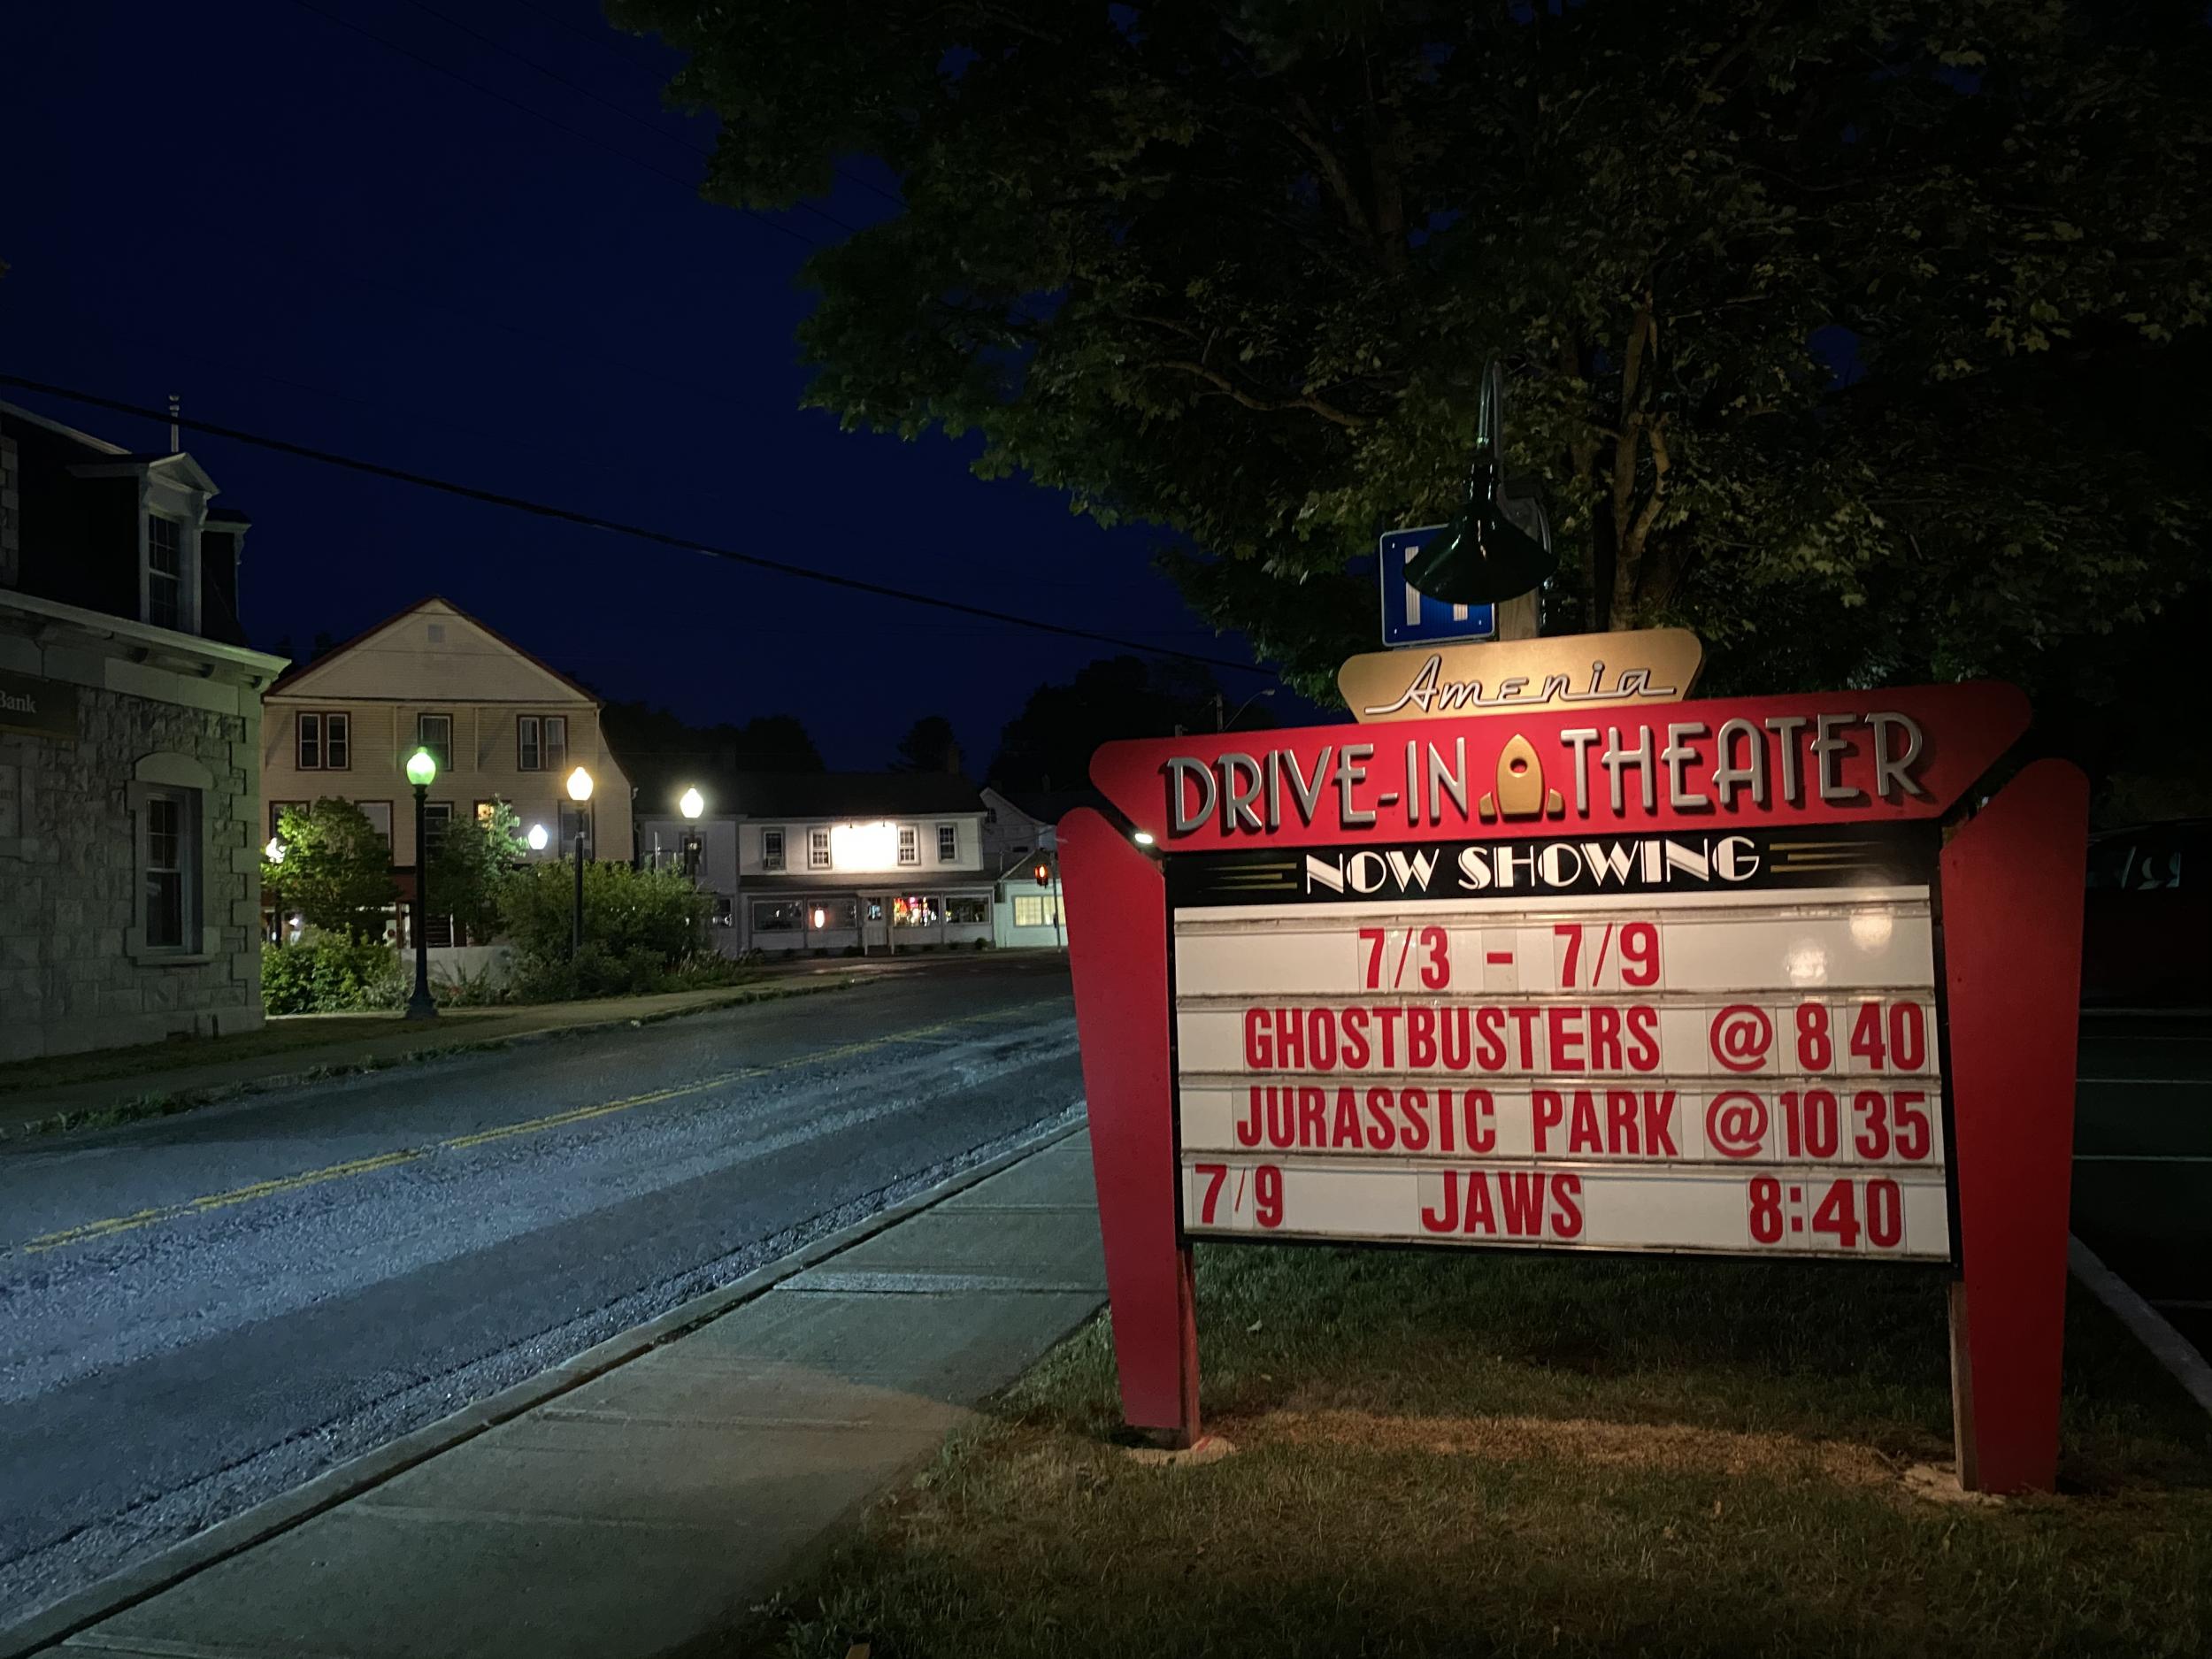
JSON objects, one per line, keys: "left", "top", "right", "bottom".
{"left": 1151, "top": 358, "right": 1370, "bottom": 428}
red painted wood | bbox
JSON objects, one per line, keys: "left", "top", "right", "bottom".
{"left": 1058, "top": 808, "right": 1199, "bottom": 1439}
{"left": 1092, "top": 681, "right": 2029, "bottom": 850}
{"left": 1939, "top": 759, "right": 2089, "bottom": 1493}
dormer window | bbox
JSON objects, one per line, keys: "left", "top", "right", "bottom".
{"left": 146, "top": 515, "right": 184, "bottom": 630}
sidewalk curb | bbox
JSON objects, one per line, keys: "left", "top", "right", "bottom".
{"left": 0, "top": 1112, "right": 1087, "bottom": 1659}
{"left": 0, "top": 977, "right": 856, "bottom": 1145}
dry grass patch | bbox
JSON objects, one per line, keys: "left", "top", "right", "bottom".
{"left": 714, "top": 1242, "right": 2212, "bottom": 1659}
{"left": 1249, "top": 1407, "right": 1904, "bottom": 1491}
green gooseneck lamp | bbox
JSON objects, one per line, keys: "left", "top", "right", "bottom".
{"left": 1402, "top": 360, "right": 1557, "bottom": 605}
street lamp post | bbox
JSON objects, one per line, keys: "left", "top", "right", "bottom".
{"left": 1216, "top": 687, "right": 1277, "bottom": 731}
{"left": 404, "top": 747, "right": 439, "bottom": 1021}
{"left": 566, "top": 765, "right": 595, "bottom": 958}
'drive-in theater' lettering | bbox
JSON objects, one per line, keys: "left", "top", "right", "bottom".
{"left": 1061, "top": 673, "right": 2090, "bottom": 1495}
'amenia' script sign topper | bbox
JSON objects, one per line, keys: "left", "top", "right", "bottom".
{"left": 1338, "top": 627, "right": 1705, "bottom": 723}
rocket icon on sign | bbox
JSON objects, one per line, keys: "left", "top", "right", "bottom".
{"left": 1477, "top": 733, "right": 1566, "bottom": 822}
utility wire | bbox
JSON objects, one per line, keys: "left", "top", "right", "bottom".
{"left": 0, "top": 375, "right": 1266, "bottom": 677}
{"left": 280, "top": 0, "right": 819, "bottom": 250}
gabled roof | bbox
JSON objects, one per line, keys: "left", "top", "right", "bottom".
{"left": 986, "top": 785, "right": 1110, "bottom": 825}
{"left": 266, "top": 594, "right": 601, "bottom": 703}
{"left": 0, "top": 398, "right": 130, "bottom": 457}
{"left": 67, "top": 452, "right": 223, "bottom": 495}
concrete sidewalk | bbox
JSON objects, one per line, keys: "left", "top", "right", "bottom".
{"left": 0, "top": 975, "right": 856, "bottom": 1141}
{"left": 26, "top": 1125, "right": 1105, "bottom": 1659}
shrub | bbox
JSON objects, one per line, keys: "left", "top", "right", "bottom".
{"left": 495, "top": 862, "right": 739, "bottom": 1001}
{"left": 261, "top": 938, "right": 402, "bottom": 1015}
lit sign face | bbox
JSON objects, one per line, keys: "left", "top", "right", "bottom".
{"left": 1170, "top": 825, "right": 1948, "bottom": 1259}
{"left": 827, "top": 821, "right": 900, "bottom": 871}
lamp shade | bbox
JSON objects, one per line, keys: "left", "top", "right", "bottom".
{"left": 1402, "top": 361, "right": 1558, "bottom": 605}
{"left": 679, "top": 787, "right": 704, "bottom": 820}
{"left": 526, "top": 823, "right": 550, "bottom": 851}
{"left": 566, "top": 766, "right": 595, "bottom": 803}
{"left": 404, "top": 748, "right": 438, "bottom": 787}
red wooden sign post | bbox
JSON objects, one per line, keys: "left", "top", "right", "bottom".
{"left": 1061, "top": 681, "right": 2086, "bottom": 1494}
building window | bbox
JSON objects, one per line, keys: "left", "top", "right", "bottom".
{"left": 946, "top": 895, "right": 988, "bottom": 925}
{"left": 936, "top": 824, "right": 958, "bottom": 863}
{"left": 762, "top": 827, "right": 785, "bottom": 871}
{"left": 898, "top": 826, "right": 919, "bottom": 867}
{"left": 1013, "top": 895, "right": 1062, "bottom": 928}
{"left": 142, "top": 788, "right": 196, "bottom": 949}
{"left": 558, "top": 802, "right": 592, "bottom": 849}
{"left": 809, "top": 828, "right": 831, "bottom": 870}
{"left": 518, "top": 716, "right": 541, "bottom": 771}
{"left": 811, "top": 896, "right": 858, "bottom": 929}
{"left": 357, "top": 800, "right": 395, "bottom": 848}
{"left": 753, "top": 899, "right": 807, "bottom": 932}
{"left": 147, "top": 515, "right": 183, "bottom": 630}
{"left": 893, "top": 894, "right": 939, "bottom": 926}
{"left": 422, "top": 800, "right": 454, "bottom": 857}
{"left": 543, "top": 715, "right": 567, "bottom": 772}
{"left": 299, "top": 711, "right": 349, "bottom": 771}
{"left": 417, "top": 712, "right": 452, "bottom": 771}
{"left": 711, "top": 895, "right": 734, "bottom": 929}
{"left": 268, "top": 800, "right": 306, "bottom": 839}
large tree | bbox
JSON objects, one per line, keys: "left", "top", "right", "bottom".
{"left": 619, "top": 0, "right": 2212, "bottom": 774}
{"left": 990, "top": 655, "right": 1265, "bottom": 791}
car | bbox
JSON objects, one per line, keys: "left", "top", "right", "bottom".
{"left": 2082, "top": 818, "right": 2208, "bottom": 1007}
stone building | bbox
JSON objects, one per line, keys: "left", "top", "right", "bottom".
{"left": 0, "top": 400, "right": 288, "bottom": 1061}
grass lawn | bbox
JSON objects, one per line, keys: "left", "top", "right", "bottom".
{"left": 733, "top": 1246, "right": 2212, "bottom": 1659}
{"left": 0, "top": 1014, "right": 425, "bottom": 1095}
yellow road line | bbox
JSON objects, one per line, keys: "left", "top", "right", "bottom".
{"left": 13, "top": 1001, "right": 1061, "bottom": 1258}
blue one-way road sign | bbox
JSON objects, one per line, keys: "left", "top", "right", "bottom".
{"left": 1378, "top": 525, "right": 1495, "bottom": 648}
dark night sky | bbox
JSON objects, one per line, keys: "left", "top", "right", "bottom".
{"left": 0, "top": 0, "right": 1271, "bottom": 772}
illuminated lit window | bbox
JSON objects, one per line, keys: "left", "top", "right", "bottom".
{"left": 1013, "top": 895, "right": 1060, "bottom": 928}
{"left": 898, "top": 826, "right": 919, "bottom": 866}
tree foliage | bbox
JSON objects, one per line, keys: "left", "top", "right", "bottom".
{"left": 602, "top": 702, "right": 826, "bottom": 809}
{"left": 621, "top": 0, "right": 2212, "bottom": 748}
{"left": 989, "top": 655, "right": 1265, "bottom": 790}
{"left": 263, "top": 799, "right": 396, "bottom": 942}
{"left": 892, "top": 714, "right": 964, "bottom": 773}
{"left": 426, "top": 798, "right": 522, "bottom": 941}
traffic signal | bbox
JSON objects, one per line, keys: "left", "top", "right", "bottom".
{"left": 1033, "top": 861, "right": 1052, "bottom": 887}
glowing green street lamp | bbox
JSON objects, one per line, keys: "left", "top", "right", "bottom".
{"left": 404, "top": 746, "right": 439, "bottom": 1021}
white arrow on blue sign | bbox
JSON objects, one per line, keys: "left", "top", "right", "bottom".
{"left": 1377, "top": 525, "right": 1496, "bottom": 648}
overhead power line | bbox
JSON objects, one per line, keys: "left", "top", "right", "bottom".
{"left": 0, "top": 375, "right": 1267, "bottom": 678}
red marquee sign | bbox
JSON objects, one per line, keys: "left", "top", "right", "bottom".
{"left": 1062, "top": 679, "right": 2086, "bottom": 1494}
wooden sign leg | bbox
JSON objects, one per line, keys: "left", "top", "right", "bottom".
{"left": 1939, "top": 759, "right": 2089, "bottom": 1493}
{"left": 1059, "top": 809, "right": 1201, "bottom": 1446}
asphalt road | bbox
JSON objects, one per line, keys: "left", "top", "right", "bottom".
{"left": 2072, "top": 1008, "right": 2212, "bottom": 1360}
{"left": 0, "top": 956, "right": 1080, "bottom": 1624}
